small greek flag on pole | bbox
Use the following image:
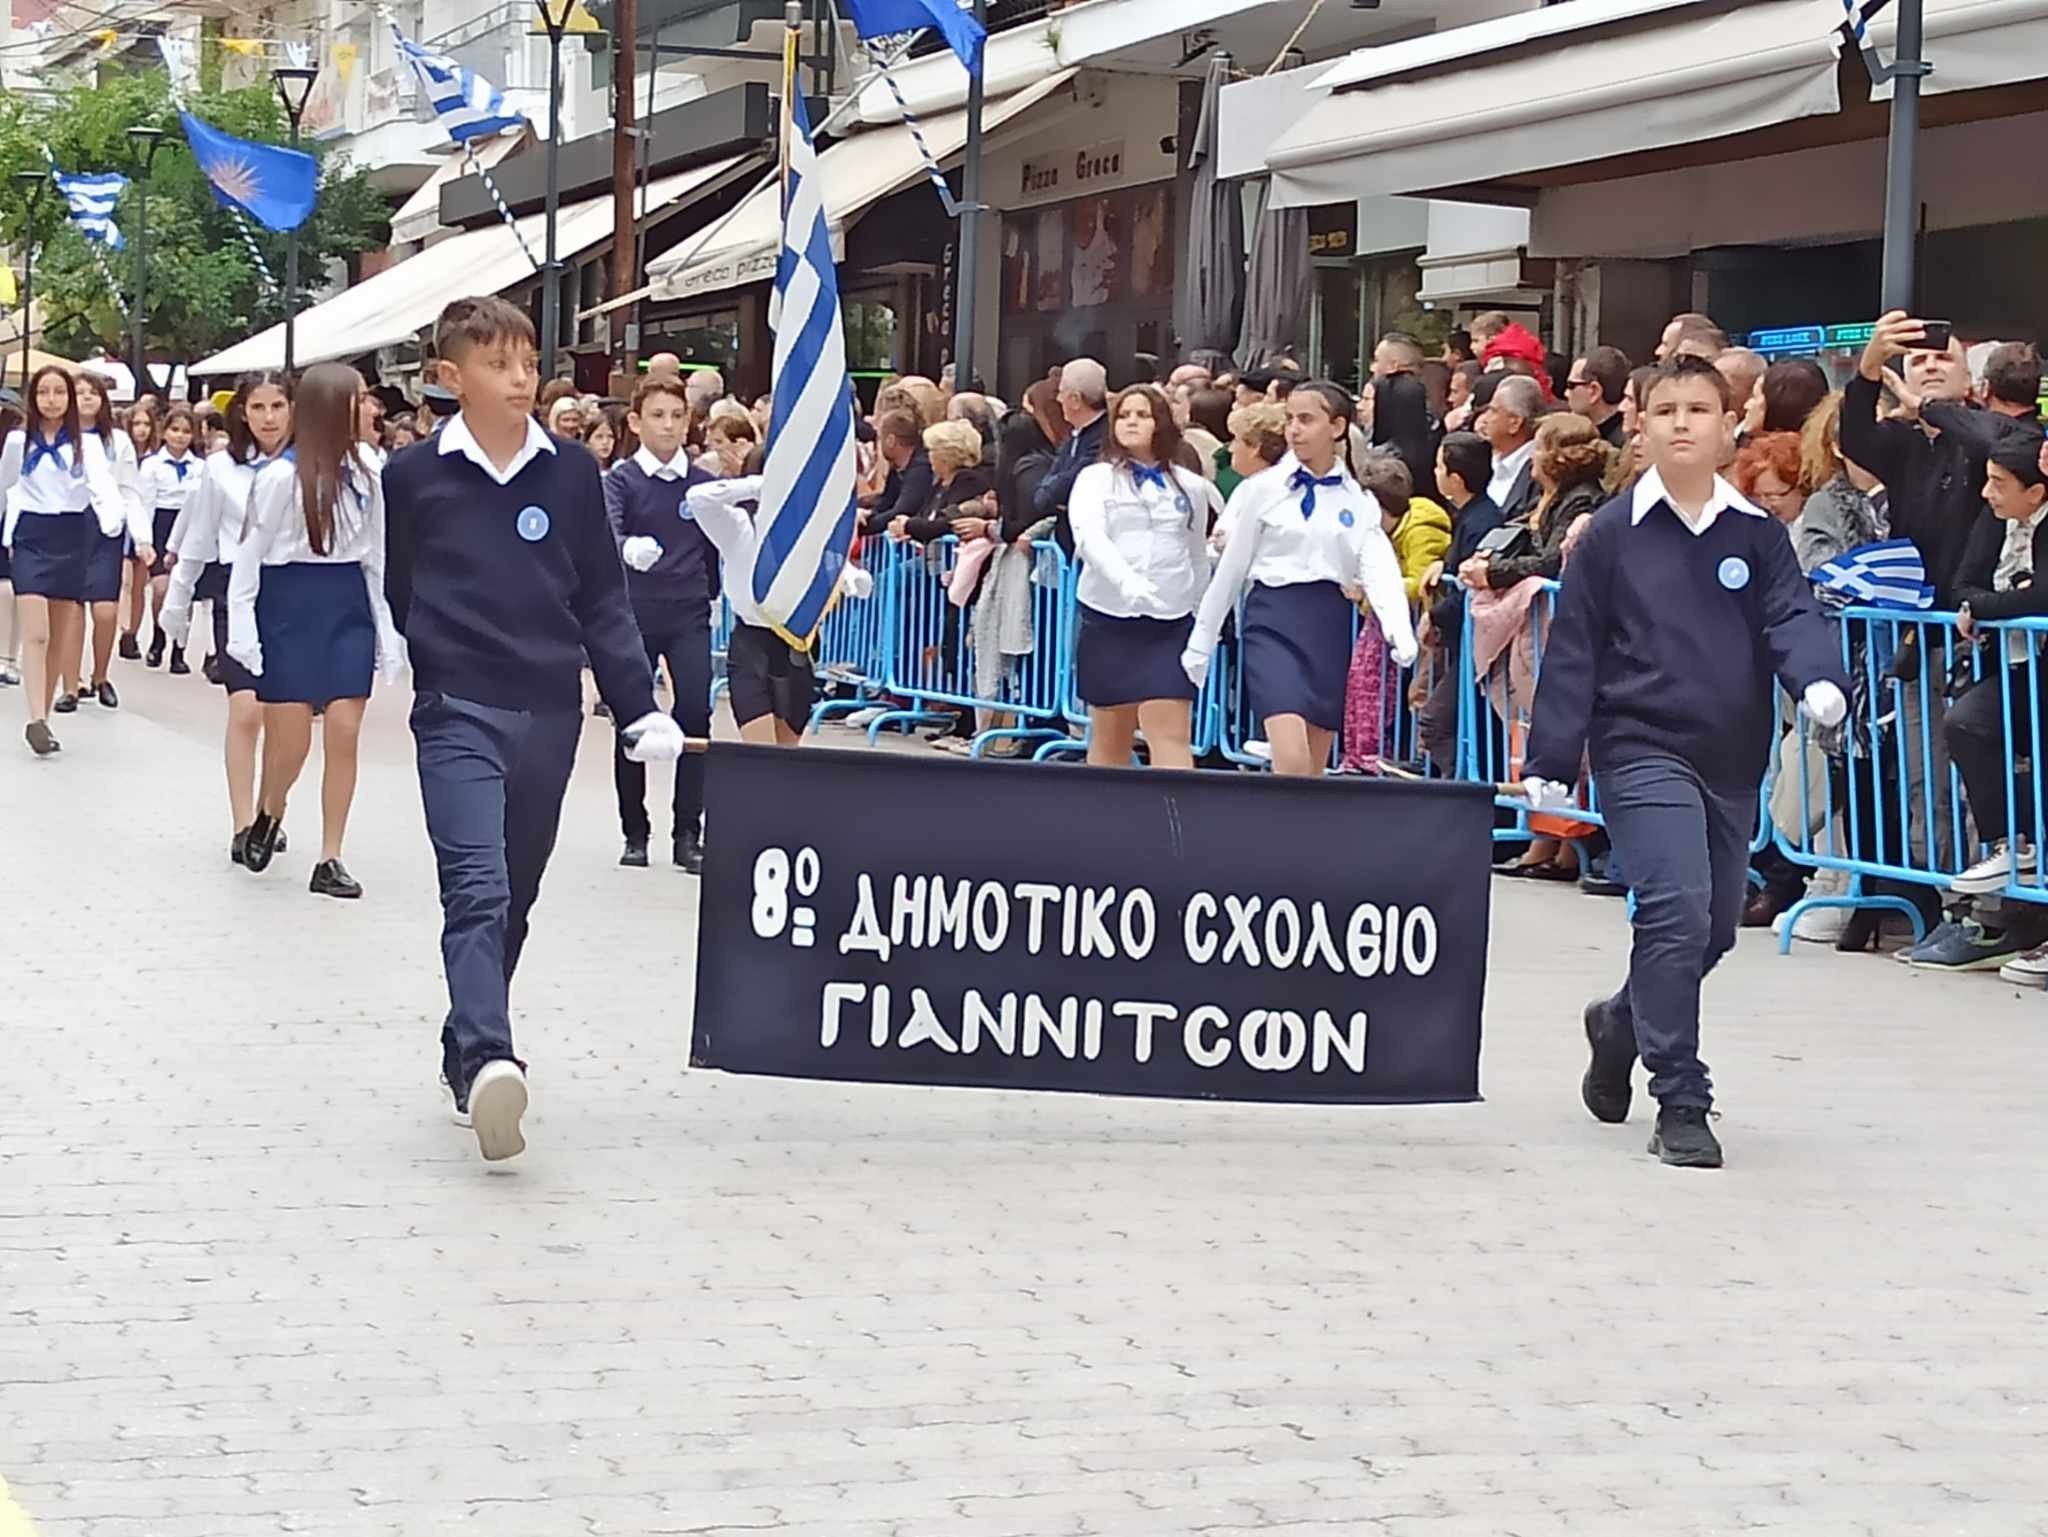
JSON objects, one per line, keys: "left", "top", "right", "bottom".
{"left": 51, "top": 167, "right": 127, "bottom": 250}
{"left": 751, "top": 89, "right": 859, "bottom": 648}
{"left": 393, "top": 26, "right": 526, "bottom": 142}
{"left": 1812, "top": 538, "right": 1935, "bottom": 610}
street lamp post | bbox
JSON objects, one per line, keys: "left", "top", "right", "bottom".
{"left": 272, "top": 63, "right": 319, "bottom": 375}
{"left": 13, "top": 169, "right": 49, "bottom": 390}
{"left": 536, "top": 0, "right": 570, "bottom": 382}
{"left": 126, "top": 125, "right": 167, "bottom": 395}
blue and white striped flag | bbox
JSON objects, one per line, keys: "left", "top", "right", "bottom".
{"left": 1841, "top": 0, "right": 1892, "bottom": 46}
{"left": 52, "top": 167, "right": 127, "bottom": 250}
{"left": 750, "top": 92, "right": 859, "bottom": 647}
{"left": 1812, "top": 538, "right": 1935, "bottom": 610}
{"left": 393, "top": 25, "right": 526, "bottom": 143}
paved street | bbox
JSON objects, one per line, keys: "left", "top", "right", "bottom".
{"left": 3, "top": 660, "right": 2046, "bottom": 1537}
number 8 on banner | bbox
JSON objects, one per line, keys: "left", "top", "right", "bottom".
{"left": 752, "top": 846, "right": 822, "bottom": 947}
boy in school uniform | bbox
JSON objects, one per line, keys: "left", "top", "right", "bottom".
{"left": 1523, "top": 354, "right": 1848, "bottom": 1169}
{"left": 383, "top": 297, "right": 683, "bottom": 1163}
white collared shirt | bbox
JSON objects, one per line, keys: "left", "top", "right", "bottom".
{"left": 227, "top": 454, "right": 396, "bottom": 673}
{"left": 1067, "top": 460, "right": 1219, "bottom": 620}
{"left": 438, "top": 413, "right": 556, "bottom": 487}
{"left": 685, "top": 474, "right": 864, "bottom": 631}
{"left": 1487, "top": 439, "right": 1535, "bottom": 509}
{"left": 1629, "top": 466, "right": 1765, "bottom": 537}
{"left": 0, "top": 427, "right": 125, "bottom": 544}
{"left": 142, "top": 447, "right": 204, "bottom": 514}
{"left": 632, "top": 444, "right": 692, "bottom": 481}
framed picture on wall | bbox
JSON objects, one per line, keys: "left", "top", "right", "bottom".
{"left": 1001, "top": 217, "right": 1034, "bottom": 316}
{"left": 1034, "top": 210, "right": 1065, "bottom": 312}
{"left": 1069, "top": 196, "right": 1120, "bottom": 308}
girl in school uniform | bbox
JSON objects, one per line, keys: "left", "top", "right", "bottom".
{"left": 0, "top": 391, "right": 20, "bottom": 687}
{"left": 141, "top": 405, "right": 203, "bottom": 671}
{"left": 1067, "top": 383, "right": 1221, "bottom": 769}
{"left": 227, "top": 363, "right": 401, "bottom": 899}
{"left": 0, "top": 365, "right": 125, "bottom": 755}
{"left": 1183, "top": 380, "right": 1418, "bottom": 777}
{"left": 160, "top": 372, "right": 294, "bottom": 861}
{"left": 61, "top": 370, "right": 150, "bottom": 712}
{"left": 119, "top": 406, "right": 161, "bottom": 661}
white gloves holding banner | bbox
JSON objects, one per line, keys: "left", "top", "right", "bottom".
{"left": 1803, "top": 680, "right": 1848, "bottom": 728}
{"left": 622, "top": 712, "right": 685, "bottom": 762}
{"left": 1180, "top": 644, "right": 1212, "bottom": 691}
{"left": 1519, "top": 777, "right": 1575, "bottom": 811}
{"left": 622, "top": 536, "right": 663, "bottom": 573}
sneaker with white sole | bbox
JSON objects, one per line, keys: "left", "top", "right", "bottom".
{"left": 467, "top": 1059, "right": 528, "bottom": 1162}
{"left": 1999, "top": 943, "right": 2048, "bottom": 987}
{"left": 1898, "top": 917, "right": 2025, "bottom": 972}
{"left": 442, "top": 1072, "right": 472, "bottom": 1128}
{"left": 1951, "top": 838, "right": 2036, "bottom": 896}
{"left": 1773, "top": 902, "right": 1849, "bottom": 944}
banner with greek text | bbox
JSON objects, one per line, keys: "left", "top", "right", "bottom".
{"left": 692, "top": 747, "right": 1492, "bottom": 1103}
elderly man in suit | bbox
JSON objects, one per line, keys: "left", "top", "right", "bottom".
{"left": 1032, "top": 356, "right": 1109, "bottom": 556}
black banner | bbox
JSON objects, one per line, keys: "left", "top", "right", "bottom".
{"left": 692, "top": 748, "right": 1492, "bottom": 1104}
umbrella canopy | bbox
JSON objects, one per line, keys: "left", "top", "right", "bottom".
{"left": 1173, "top": 51, "right": 1244, "bottom": 358}
{"left": 1, "top": 348, "right": 80, "bottom": 386}
{"left": 1236, "top": 177, "right": 1311, "bottom": 372}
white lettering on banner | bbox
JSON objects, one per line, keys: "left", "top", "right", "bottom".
{"left": 1119, "top": 890, "right": 1155, "bottom": 960}
{"left": 1114, "top": 1000, "right": 1174, "bottom": 1064}
{"left": 929, "top": 877, "right": 971, "bottom": 951}
{"left": 1184, "top": 892, "right": 1219, "bottom": 964}
{"left": 971, "top": 881, "right": 1010, "bottom": 952}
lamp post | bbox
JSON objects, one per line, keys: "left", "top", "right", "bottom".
{"left": 13, "top": 169, "right": 49, "bottom": 391}
{"left": 950, "top": 0, "right": 987, "bottom": 390}
{"left": 536, "top": 0, "right": 570, "bottom": 382}
{"left": 272, "top": 63, "right": 319, "bottom": 374}
{"left": 126, "top": 125, "right": 168, "bottom": 394}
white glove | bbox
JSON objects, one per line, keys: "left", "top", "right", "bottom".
{"left": 1803, "top": 680, "right": 1848, "bottom": 728}
{"left": 1181, "top": 646, "right": 1211, "bottom": 690}
{"left": 229, "top": 639, "right": 263, "bottom": 677}
{"left": 1520, "top": 777, "right": 1574, "bottom": 811}
{"left": 622, "top": 711, "right": 685, "bottom": 762}
{"left": 842, "top": 565, "right": 874, "bottom": 600}
{"left": 160, "top": 602, "right": 191, "bottom": 647}
{"left": 621, "top": 536, "right": 663, "bottom": 572}
{"left": 376, "top": 629, "right": 409, "bottom": 684}
{"left": 1390, "top": 638, "right": 1418, "bottom": 670}
{"left": 1120, "top": 573, "right": 1163, "bottom": 610}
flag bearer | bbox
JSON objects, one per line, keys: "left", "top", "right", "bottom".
{"left": 382, "top": 296, "right": 682, "bottom": 1164}
{"left": 1523, "top": 354, "right": 1849, "bottom": 1169}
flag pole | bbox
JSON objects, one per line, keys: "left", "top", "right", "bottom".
{"left": 781, "top": 0, "right": 800, "bottom": 211}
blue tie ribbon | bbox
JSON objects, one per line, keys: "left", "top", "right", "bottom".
{"left": 23, "top": 430, "right": 71, "bottom": 478}
{"left": 1131, "top": 463, "right": 1169, "bottom": 490}
{"left": 1290, "top": 466, "right": 1344, "bottom": 519}
{"left": 171, "top": 457, "right": 190, "bottom": 481}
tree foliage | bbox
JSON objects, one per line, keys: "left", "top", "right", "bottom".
{"left": 1, "top": 71, "right": 389, "bottom": 362}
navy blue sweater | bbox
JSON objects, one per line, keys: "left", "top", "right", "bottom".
{"left": 1525, "top": 484, "right": 1847, "bottom": 791}
{"left": 602, "top": 458, "right": 721, "bottom": 621}
{"left": 383, "top": 433, "right": 657, "bottom": 721}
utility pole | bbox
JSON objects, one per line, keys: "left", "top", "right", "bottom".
{"left": 1878, "top": 0, "right": 1928, "bottom": 311}
{"left": 609, "top": 0, "right": 640, "bottom": 378}
{"left": 949, "top": 0, "right": 987, "bottom": 389}
{"left": 538, "top": 0, "right": 569, "bottom": 381}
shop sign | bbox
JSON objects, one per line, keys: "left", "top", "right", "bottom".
{"left": 1018, "top": 139, "right": 1126, "bottom": 202}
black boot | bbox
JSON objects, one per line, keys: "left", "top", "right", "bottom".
{"left": 168, "top": 643, "right": 190, "bottom": 676}
{"left": 1580, "top": 998, "right": 1636, "bottom": 1125}
{"left": 146, "top": 633, "right": 166, "bottom": 668}
{"left": 675, "top": 827, "right": 704, "bottom": 875}
{"left": 1648, "top": 1104, "right": 1723, "bottom": 1168}
{"left": 118, "top": 631, "right": 141, "bottom": 661}
{"left": 620, "top": 837, "right": 649, "bottom": 868}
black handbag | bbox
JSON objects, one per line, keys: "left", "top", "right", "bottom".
{"left": 1475, "top": 522, "right": 1532, "bottom": 561}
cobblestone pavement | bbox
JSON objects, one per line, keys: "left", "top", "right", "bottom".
{"left": 3, "top": 660, "right": 2046, "bottom": 1537}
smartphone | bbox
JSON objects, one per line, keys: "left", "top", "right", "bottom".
{"left": 1917, "top": 319, "right": 1953, "bottom": 353}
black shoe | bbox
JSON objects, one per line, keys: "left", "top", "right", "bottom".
{"left": 146, "top": 635, "right": 166, "bottom": 668}
{"left": 620, "top": 837, "right": 649, "bottom": 868}
{"left": 202, "top": 654, "right": 221, "bottom": 685}
{"left": 25, "top": 722, "right": 59, "bottom": 756}
{"left": 1836, "top": 907, "right": 1882, "bottom": 953}
{"left": 168, "top": 645, "right": 191, "bottom": 676}
{"left": 1648, "top": 1103, "right": 1723, "bottom": 1168}
{"left": 674, "top": 828, "right": 703, "bottom": 875}
{"left": 1581, "top": 998, "right": 1635, "bottom": 1125}
{"left": 274, "top": 828, "right": 288, "bottom": 855}
{"left": 118, "top": 632, "right": 141, "bottom": 661}
{"left": 93, "top": 679, "right": 118, "bottom": 709}
{"left": 243, "top": 810, "right": 282, "bottom": 872}
{"left": 231, "top": 828, "right": 248, "bottom": 866}
{"left": 52, "top": 692, "right": 78, "bottom": 714}
{"left": 309, "top": 858, "right": 362, "bottom": 899}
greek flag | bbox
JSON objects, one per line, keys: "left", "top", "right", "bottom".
{"left": 394, "top": 26, "right": 526, "bottom": 143}
{"left": 1812, "top": 538, "right": 1935, "bottom": 610}
{"left": 52, "top": 168, "right": 127, "bottom": 250}
{"left": 1841, "top": 0, "right": 1892, "bottom": 45}
{"left": 750, "top": 92, "right": 859, "bottom": 647}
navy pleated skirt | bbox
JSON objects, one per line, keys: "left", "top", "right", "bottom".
{"left": 1075, "top": 604, "right": 1196, "bottom": 708}
{"left": 209, "top": 603, "right": 259, "bottom": 695}
{"left": 150, "top": 509, "right": 180, "bottom": 578}
{"left": 8, "top": 512, "right": 91, "bottom": 601}
{"left": 82, "top": 529, "right": 128, "bottom": 602}
{"left": 1242, "top": 580, "right": 1354, "bottom": 731}
{"left": 254, "top": 561, "right": 374, "bottom": 706}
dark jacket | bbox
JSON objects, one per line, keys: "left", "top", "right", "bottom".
{"left": 1033, "top": 411, "right": 1107, "bottom": 556}
{"left": 993, "top": 412, "right": 1059, "bottom": 544}
{"left": 1429, "top": 491, "right": 1505, "bottom": 635}
{"left": 1953, "top": 507, "right": 2048, "bottom": 622}
{"left": 1839, "top": 374, "right": 1979, "bottom": 603}
{"left": 1480, "top": 476, "right": 1603, "bottom": 589}
{"left": 861, "top": 444, "right": 934, "bottom": 537}
{"left": 904, "top": 465, "right": 996, "bottom": 544}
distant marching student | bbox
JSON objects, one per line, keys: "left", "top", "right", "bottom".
{"left": 227, "top": 363, "right": 403, "bottom": 899}
{"left": 0, "top": 389, "right": 19, "bottom": 688}
{"left": 119, "top": 404, "right": 160, "bottom": 661}
{"left": 160, "top": 373, "right": 295, "bottom": 862}
{"left": 383, "top": 297, "right": 683, "bottom": 1163}
{"left": 0, "top": 366, "right": 125, "bottom": 754}
{"left": 61, "top": 370, "right": 151, "bottom": 712}
{"left": 1183, "top": 380, "right": 1417, "bottom": 776}
{"left": 142, "top": 405, "right": 204, "bottom": 672}
{"left": 606, "top": 372, "right": 719, "bottom": 872}
{"left": 1066, "top": 382, "right": 1221, "bottom": 769}
{"left": 1523, "top": 354, "right": 1848, "bottom": 1169}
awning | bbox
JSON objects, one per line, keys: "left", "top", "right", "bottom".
{"left": 1868, "top": 0, "right": 2048, "bottom": 98}
{"left": 193, "top": 157, "right": 751, "bottom": 377}
{"left": 1260, "top": 0, "right": 1846, "bottom": 208}
{"left": 388, "top": 132, "right": 527, "bottom": 247}
{"left": 647, "top": 72, "right": 1077, "bottom": 303}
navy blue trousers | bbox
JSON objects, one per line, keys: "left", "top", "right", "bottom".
{"left": 612, "top": 604, "right": 712, "bottom": 843}
{"left": 411, "top": 691, "right": 582, "bottom": 1088}
{"left": 1598, "top": 751, "right": 1754, "bottom": 1110}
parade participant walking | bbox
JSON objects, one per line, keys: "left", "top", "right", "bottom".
{"left": 61, "top": 370, "right": 151, "bottom": 712}
{"left": 1183, "top": 380, "right": 1417, "bottom": 777}
{"left": 120, "top": 405, "right": 160, "bottom": 660}
{"left": 0, "top": 366, "right": 125, "bottom": 754}
{"left": 383, "top": 297, "right": 682, "bottom": 1162}
{"left": 1067, "top": 383, "right": 1220, "bottom": 769}
{"left": 141, "top": 406, "right": 203, "bottom": 671}
{"left": 159, "top": 373, "right": 294, "bottom": 860}
{"left": 227, "top": 364, "right": 402, "bottom": 899}
{"left": 1523, "top": 354, "right": 1848, "bottom": 1169}
{"left": 606, "top": 373, "right": 718, "bottom": 872}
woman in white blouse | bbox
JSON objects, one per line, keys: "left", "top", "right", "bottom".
{"left": 1067, "top": 384, "right": 1221, "bottom": 769}
{"left": 61, "top": 370, "right": 150, "bottom": 712}
{"left": 227, "top": 363, "right": 403, "bottom": 897}
{"left": 140, "top": 404, "right": 204, "bottom": 671}
{"left": 1183, "top": 381, "right": 1417, "bottom": 777}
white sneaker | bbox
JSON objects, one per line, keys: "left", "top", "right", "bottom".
{"left": 1952, "top": 839, "right": 2036, "bottom": 896}
{"left": 844, "top": 705, "right": 885, "bottom": 727}
{"left": 467, "top": 1059, "right": 528, "bottom": 1162}
{"left": 1244, "top": 740, "right": 1273, "bottom": 763}
{"left": 1999, "top": 943, "right": 2048, "bottom": 987}
{"left": 1773, "top": 903, "right": 1849, "bottom": 944}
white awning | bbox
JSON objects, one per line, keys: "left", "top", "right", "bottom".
{"left": 1868, "top": 0, "right": 2048, "bottom": 98}
{"left": 649, "top": 73, "right": 1078, "bottom": 303}
{"left": 194, "top": 157, "right": 750, "bottom": 377}
{"left": 1261, "top": 0, "right": 1846, "bottom": 209}
{"left": 387, "top": 132, "right": 527, "bottom": 248}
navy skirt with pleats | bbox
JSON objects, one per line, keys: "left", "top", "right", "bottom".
{"left": 82, "top": 529, "right": 128, "bottom": 602}
{"left": 7, "top": 512, "right": 91, "bottom": 601}
{"left": 254, "top": 561, "right": 375, "bottom": 706}
{"left": 1075, "top": 604, "right": 1196, "bottom": 708}
{"left": 1241, "top": 580, "right": 1354, "bottom": 731}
